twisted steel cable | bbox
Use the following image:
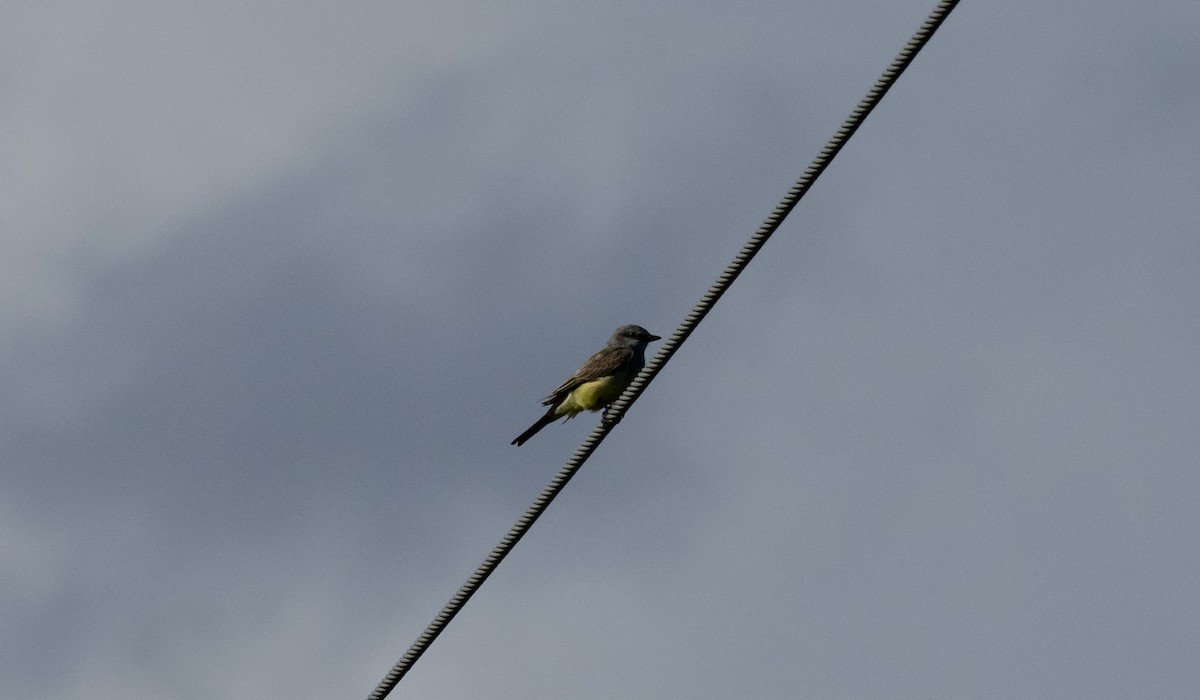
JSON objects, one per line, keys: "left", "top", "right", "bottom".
{"left": 368, "top": 2, "right": 960, "bottom": 697}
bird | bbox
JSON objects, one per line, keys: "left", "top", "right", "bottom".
{"left": 512, "top": 324, "right": 662, "bottom": 446}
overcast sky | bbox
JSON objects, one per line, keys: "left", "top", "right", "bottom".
{"left": 5, "top": 1, "right": 1199, "bottom": 698}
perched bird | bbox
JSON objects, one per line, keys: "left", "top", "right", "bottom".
{"left": 512, "top": 324, "right": 662, "bottom": 446}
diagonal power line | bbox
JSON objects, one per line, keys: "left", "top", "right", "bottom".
{"left": 368, "top": 1, "right": 960, "bottom": 697}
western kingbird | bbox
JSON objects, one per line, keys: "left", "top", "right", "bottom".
{"left": 512, "top": 324, "right": 662, "bottom": 446}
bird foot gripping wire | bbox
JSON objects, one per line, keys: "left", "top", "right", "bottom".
{"left": 601, "top": 407, "right": 622, "bottom": 427}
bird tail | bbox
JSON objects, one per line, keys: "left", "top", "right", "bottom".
{"left": 512, "top": 409, "right": 559, "bottom": 446}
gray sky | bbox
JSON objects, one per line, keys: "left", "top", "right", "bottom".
{"left": 5, "top": 1, "right": 1199, "bottom": 698}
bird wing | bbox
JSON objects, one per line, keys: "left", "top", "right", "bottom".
{"left": 542, "top": 345, "right": 633, "bottom": 405}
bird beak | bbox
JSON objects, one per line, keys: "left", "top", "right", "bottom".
{"left": 647, "top": 334, "right": 662, "bottom": 342}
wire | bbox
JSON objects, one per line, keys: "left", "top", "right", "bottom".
{"left": 367, "top": 1, "right": 960, "bottom": 697}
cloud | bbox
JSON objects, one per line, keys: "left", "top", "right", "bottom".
{"left": 4, "top": 2, "right": 1200, "bottom": 698}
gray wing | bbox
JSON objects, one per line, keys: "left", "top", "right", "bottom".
{"left": 542, "top": 346, "right": 633, "bottom": 406}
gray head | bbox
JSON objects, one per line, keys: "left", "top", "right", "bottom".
{"left": 608, "top": 324, "right": 662, "bottom": 348}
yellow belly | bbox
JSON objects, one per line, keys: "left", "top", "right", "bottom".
{"left": 555, "top": 374, "right": 630, "bottom": 418}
